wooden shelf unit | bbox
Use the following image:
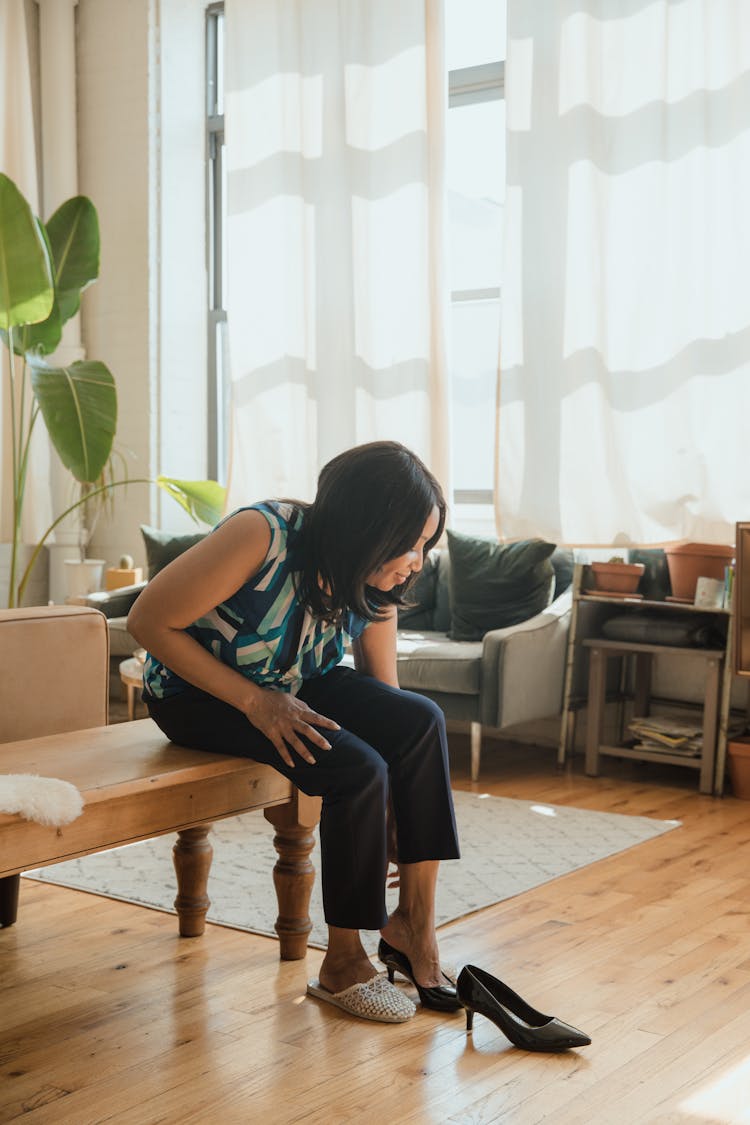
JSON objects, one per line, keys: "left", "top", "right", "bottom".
{"left": 559, "top": 564, "right": 735, "bottom": 795}
{"left": 735, "top": 522, "right": 750, "bottom": 677}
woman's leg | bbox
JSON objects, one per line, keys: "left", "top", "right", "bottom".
{"left": 299, "top": 668, "right": 460, "bottom": 988}
{"left": 149, "top": 672, "right": 459, "bottom": 992}
{"left": 320, "top": 926, "right": 377, "bottom": 992}
{"left": 147, "top": 687, "right": 391, "bottom": 992}
{"left": 380, "top": 862, "right": 442, "bottom": 987}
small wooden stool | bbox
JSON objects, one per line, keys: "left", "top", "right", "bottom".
{"left": 119, "top": 656, "right": 145, "bottom": 721}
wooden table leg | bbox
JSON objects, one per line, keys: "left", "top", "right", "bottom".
{"left": 0, "top": 873, "right": 20, "bottom": 927}
{"left": 265, "top": 792, "right": 321, "bottom": 961}
{"left": 173, "top": 825, "right": 213, "bottom": 936}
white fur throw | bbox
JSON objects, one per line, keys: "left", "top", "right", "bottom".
{"left": 0, "top": 774, "right": 84, "bottom": 827}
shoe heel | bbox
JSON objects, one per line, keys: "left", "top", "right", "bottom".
{"left": 465, "top": 1007, "right": 474, "bottom": 1034}
{"left": 386, "top": 964, "right": 395, "bottom": 984}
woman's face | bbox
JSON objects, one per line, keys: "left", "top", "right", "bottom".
{"left": 366, "top": 506, "right": 441, "bottom": 591}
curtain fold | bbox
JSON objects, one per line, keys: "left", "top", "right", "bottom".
{"left": 496, "top": 0, "right": 750, "bottom": 546}
{"left": 224, "top": 0, "right": 450, "bottom": 508}
{"left": 0, "top": 0, "right": 51, "bottom": 546}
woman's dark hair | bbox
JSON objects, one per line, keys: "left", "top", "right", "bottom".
{"left": 294, "top": 441, "right": 446, "bottom": 623}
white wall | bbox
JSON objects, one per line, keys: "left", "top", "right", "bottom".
{"left": 76, "top": 0, "right": 208, "bottom": 574}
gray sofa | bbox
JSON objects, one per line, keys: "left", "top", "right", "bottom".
{"left": 391, "top": 547, "right": 574, "bottom": 779}
{"left": 82, "top": 540, "right": 576, "bottom": 781}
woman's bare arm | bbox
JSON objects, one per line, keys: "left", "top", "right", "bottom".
{"left": 127, "top": 509, "right": 338, "bottom": 767}
{"left": 352, "top": 605, "right": 398, "bottom": 687}
{"left": 128, "top": 510, "right": 271, "bottom": 706}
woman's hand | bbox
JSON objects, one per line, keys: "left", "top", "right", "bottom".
{"left": 244, "top": 689, "right": 340, "bottom": 769}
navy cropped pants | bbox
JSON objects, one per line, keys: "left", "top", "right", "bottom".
{"left": 146, "top": 665, "right": 460, "bottom": 931}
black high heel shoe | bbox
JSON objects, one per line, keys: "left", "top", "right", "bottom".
{"left": 377, "top": 938, "right": 462, "bottom": 1012}
{"left": 456, "top": 965, "right": 591, "bottom": 1052}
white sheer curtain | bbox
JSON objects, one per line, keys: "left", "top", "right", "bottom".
{"left": 496, "top": 0, "right": 750, "bottom": 546}
{"left": 0, "top": 0, "right": 51, "bottom": 547}
{"left": 224, "top": 0, "right": 450, "bottom": 508}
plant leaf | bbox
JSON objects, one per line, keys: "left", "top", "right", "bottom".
{"left": 0, "top": 173, "right": 54, "bottom": 330}
{"left": 11, "top": 295, "right": 63, "bottom": 357}
{"left": 157, "top": 477, "right": 226, "bottom": 526}
{"left": 29, "top": 358, "right": 117, "bottom": 483}
{"left": 17, "top": 221, "right": 63, "bottom": 355}
{"left": 45, "top": 196, "right": 100, "bottom": 324}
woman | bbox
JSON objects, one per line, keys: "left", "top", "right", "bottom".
{"left": 128, "top": 441, "right": 461, "bottom": 1023}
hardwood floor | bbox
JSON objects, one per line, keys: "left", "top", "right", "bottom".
{"left": 2, "top": 732, "right": 750, "bottom": 1125}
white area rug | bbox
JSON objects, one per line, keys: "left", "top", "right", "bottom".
{"left": 25, "top": 791, "right": 679, "bottom": 951}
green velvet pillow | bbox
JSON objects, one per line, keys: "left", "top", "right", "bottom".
{"left": 397, "top": 552, "right": 440, "bottom": 630}
{"left": 447, "top": 530, "right": 557, "bottom": 641}
{"left": 140, "top": 525, "right": 207, "bottom": 579}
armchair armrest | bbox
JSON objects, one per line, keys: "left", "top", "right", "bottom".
{"left": 480, "top": 588, "right": 572, "bottom": 729}
{"left": 75, "top": 582, "right": 147, "bottom": 620}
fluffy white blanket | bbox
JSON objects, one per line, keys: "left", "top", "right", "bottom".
{"left": 0, "top": 774, "right": 84, "bottom": 827}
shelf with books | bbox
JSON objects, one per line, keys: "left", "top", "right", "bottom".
{"left": 558, "top": 564, "right": 739, "bottom": 795}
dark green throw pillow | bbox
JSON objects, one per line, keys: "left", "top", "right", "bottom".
{"left": 447, "top": 530, "right": 556, "bottom": 641}
{"left": 397, "top": 552, "right": 439, "bottom": 630}
{"left": 140, "top": 525, "right": 207, "bottom": 579}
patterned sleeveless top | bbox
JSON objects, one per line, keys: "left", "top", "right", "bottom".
{"left": 142, "top": 501, "right": 369, "bottom": 700}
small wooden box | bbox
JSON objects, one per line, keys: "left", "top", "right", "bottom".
{"left": 104, "top": 566, "right": 143, "bottom": 591}
{"left": 727, "top": 737, "right": 750, "bottom": 799}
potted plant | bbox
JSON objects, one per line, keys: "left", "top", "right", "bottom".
{"left": 589, "top": 556, "right": 645, "bottom": 596}
{"left": 663, "top": 542, "right": 735, "bottom": 603}
{"left": 0, "top": 173, "right": 224, "bottom": 606}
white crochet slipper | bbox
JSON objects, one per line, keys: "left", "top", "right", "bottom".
{"left": 307, "top": 974, "right": 416, "bottom": 1023}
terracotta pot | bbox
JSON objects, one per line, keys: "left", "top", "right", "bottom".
{"left": 728, "top": 738, "right": 750, "bottom": 800}
{"left": 663, "top": 542, "right": 734, "bottom": 602}
{"left": 590, "top": 561, "right": 645, "bottom": 595}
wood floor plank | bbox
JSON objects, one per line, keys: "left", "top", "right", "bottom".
{"left": 3, "top": 735, "right": 750, "bottom": 1123}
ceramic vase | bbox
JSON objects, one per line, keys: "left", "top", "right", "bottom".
{"left": 63, "top": 558, "right": 106, "bottom": 599}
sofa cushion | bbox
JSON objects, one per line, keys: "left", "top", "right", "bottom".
{"left": 141, "top": 525, "right": 207, "bottom": 579}
{"left": 550, "top": 548, "right": 576, "bottom": 599}
{"left": 446, "top": 531, "right": 556, "bottom": 641}
{"left": 397, "top": 553, "right": 440, "bottom": 630}
{"left": 108, "top": 616, "right": 141, "bottom": 657}
{"left": 445, "top": 528, "right": 557, "bottom": 643}
{"left": 396, "top": 630, "right": 482, "bottom": 696}
{"left": 433, "top": 549, "right": 452, "bottom": 633}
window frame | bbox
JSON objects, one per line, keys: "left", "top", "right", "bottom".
{"left": 206, "top": 1, "right": 227, "bottom": 484}
{"left": 448, "top": 59, "right": 504, "bottom": 507}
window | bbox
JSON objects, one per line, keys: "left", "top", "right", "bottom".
{"left": 205, "top": 2, "right": 506, "bottom": 500}
{"left": 446, "top": 0, "right": 506, "bottom": 523}
{"left": 206, "top": 2, "right": 228, "bottom": 484}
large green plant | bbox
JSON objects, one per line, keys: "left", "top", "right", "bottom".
{"left": 0, "top": 174, "right": 225, "bottom": 607}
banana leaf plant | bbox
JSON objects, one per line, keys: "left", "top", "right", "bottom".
{"left": 0, "top": 174, "right": 225, "bottom": 607}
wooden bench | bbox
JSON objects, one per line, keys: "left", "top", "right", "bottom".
{"left": 0, "top": 605, "right": 320, "bottom": 960}
{"left": 0, "top": 719, "right": 321, "bottom": 958}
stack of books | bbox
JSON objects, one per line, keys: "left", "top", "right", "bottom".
{"left": 628, "top": 716, "right": 704, "bottom": 757}
{"left": 628, "top": 714, "right": 746, "bottom": 758}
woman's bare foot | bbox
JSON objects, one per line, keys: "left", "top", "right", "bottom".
{"left": 319, "top": 926, "right": 379, "bottom": 994}
{"left": 319, "top": 953, "right": 378, "bottom": 994}
{"left": 380, "top": 910, "right": 443, "bottom": 988}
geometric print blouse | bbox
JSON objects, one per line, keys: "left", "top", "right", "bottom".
{"left": 142, "top": 501, "right": 369, "bottom": 700}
